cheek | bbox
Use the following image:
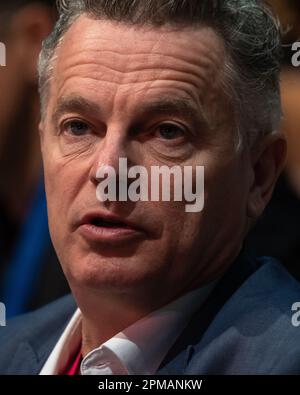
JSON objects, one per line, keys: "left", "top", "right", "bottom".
{"left": 44, "top": 166, "right": 68, "bottom": 247}
{"left": 42, "top": 133, "right": 89, "bottom": 205}
{"left": 150, "top": 200, "right": 202, "bottom": 254}
{"left": 43, "top": 152, "right": 79, "bottom": 243}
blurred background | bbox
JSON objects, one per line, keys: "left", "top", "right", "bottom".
{"left": 0, "top": 0, "right": 299, "bottom": 318}
{"left": 245, "top": 0, "right": 300, "bottom": 278}
{"left": 0, "top": 1, "right": 69, "bottom": 318}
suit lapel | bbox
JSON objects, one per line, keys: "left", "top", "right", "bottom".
{"left": 5, "top": 295, "right": 77, "bottom": 374}
{"left": 156, "top": 249, "right": 259, "bottom": 374}
{"left": 8, "top": 341, "right": 47, "bottom": 374}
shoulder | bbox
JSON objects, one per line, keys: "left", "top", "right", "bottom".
{"left": 0, "top": 294, "right": 76, "bottom": 342}
{"left": 189, "top": 258, "right": 300, "bottom": 374}
{"left": 0, "top": 294, "right": 76, "bottom": 374}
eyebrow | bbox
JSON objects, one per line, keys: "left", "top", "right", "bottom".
{"left": 52, "top": 95, "right": 209, "bottom": 131}
{"left": 137, "top": 97, "right": 209, "bottom": 129}
{"left": 52, "top": 96, "right": 102, "bottom": 125}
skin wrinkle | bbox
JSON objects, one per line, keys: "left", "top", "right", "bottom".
{"left": 53, "top": 66, "right": 227, "bottom": 136}
{"left": 51, "top": 95, "right": 228, "bottom": 171}
{"left": 56, "top": 76, "right": 205, "bottom": 116}
{"left": 52, "top": 95, "right": 209, "bottom": 136}
{"left": 55, "top": 44, "right": 221, "bottom": 88}
{"left": 56, "top": 56, "right": 215, "bottom": 84}
{"left": 44, "top": 22, "right": 227, "bottom": 135}
{"left": 51, "top": 89, "right": 229, "bottom": 165}
{"left": 51, "top": 21, "right": 224, "bottom": 99}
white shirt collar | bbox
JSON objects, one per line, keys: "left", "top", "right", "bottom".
{"left": 40, "top": 283, "right": 216, "bottom": 375}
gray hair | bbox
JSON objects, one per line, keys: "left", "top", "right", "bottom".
{"left": 38, "top": 0, "right": 282, "bottom": 148}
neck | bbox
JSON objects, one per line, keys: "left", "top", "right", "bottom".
{"left": 74, "top": 288, "right": 160, "bottom": 357}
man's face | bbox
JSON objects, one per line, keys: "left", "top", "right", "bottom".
{"left": 41, "top": 17, "right": 252, "bottom": 307}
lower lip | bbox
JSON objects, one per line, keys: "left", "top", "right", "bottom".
{"left": 78, "top": 224, "right": 144, "bottom": 243}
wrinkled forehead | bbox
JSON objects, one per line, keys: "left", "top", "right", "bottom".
{"left": 52, "top": 15, "right": 227, "bottom": 88}
{"left": 46, "top": 15, "right": 231, "bottom": 132}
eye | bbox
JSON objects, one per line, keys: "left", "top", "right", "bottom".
{"left": 156, "top": 123, "right": 185, "bottom": 140}
{"left": 64, "top": 120, "right": 91, "bottom": 136}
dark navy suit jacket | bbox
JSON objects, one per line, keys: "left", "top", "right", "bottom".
{"left": 1, "top": 253, "right": 300, "bottom": 374}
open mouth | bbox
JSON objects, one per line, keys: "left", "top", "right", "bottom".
{"left": 77, "top": 211, "right": 145, "bottom": 242}
{"left": 90, "top": 217, "right": 130, "bottom": 228}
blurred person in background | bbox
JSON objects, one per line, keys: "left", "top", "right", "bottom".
{"left": 246, "top": 0, "right": 300, "bottom": 279}
{"left": 0, "top": 0, "right": 69, "bottom": 316}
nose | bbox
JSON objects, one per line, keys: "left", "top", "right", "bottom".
{"left": 89, "top": 126, "right": 132, "bottom": 187}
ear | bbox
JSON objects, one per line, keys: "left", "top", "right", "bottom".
{"left": 247, "top": 132, "right": 287, "bottom": 219}
{"left": 10, "top": 4, "right": 55, "bottom": 84}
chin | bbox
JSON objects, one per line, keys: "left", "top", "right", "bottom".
{"left": 62, "top": 249, "right": 161, "bottom": 293}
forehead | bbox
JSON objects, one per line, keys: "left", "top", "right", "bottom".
{"left": 49, "top": 16, "right": 227, "bottom": 119}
